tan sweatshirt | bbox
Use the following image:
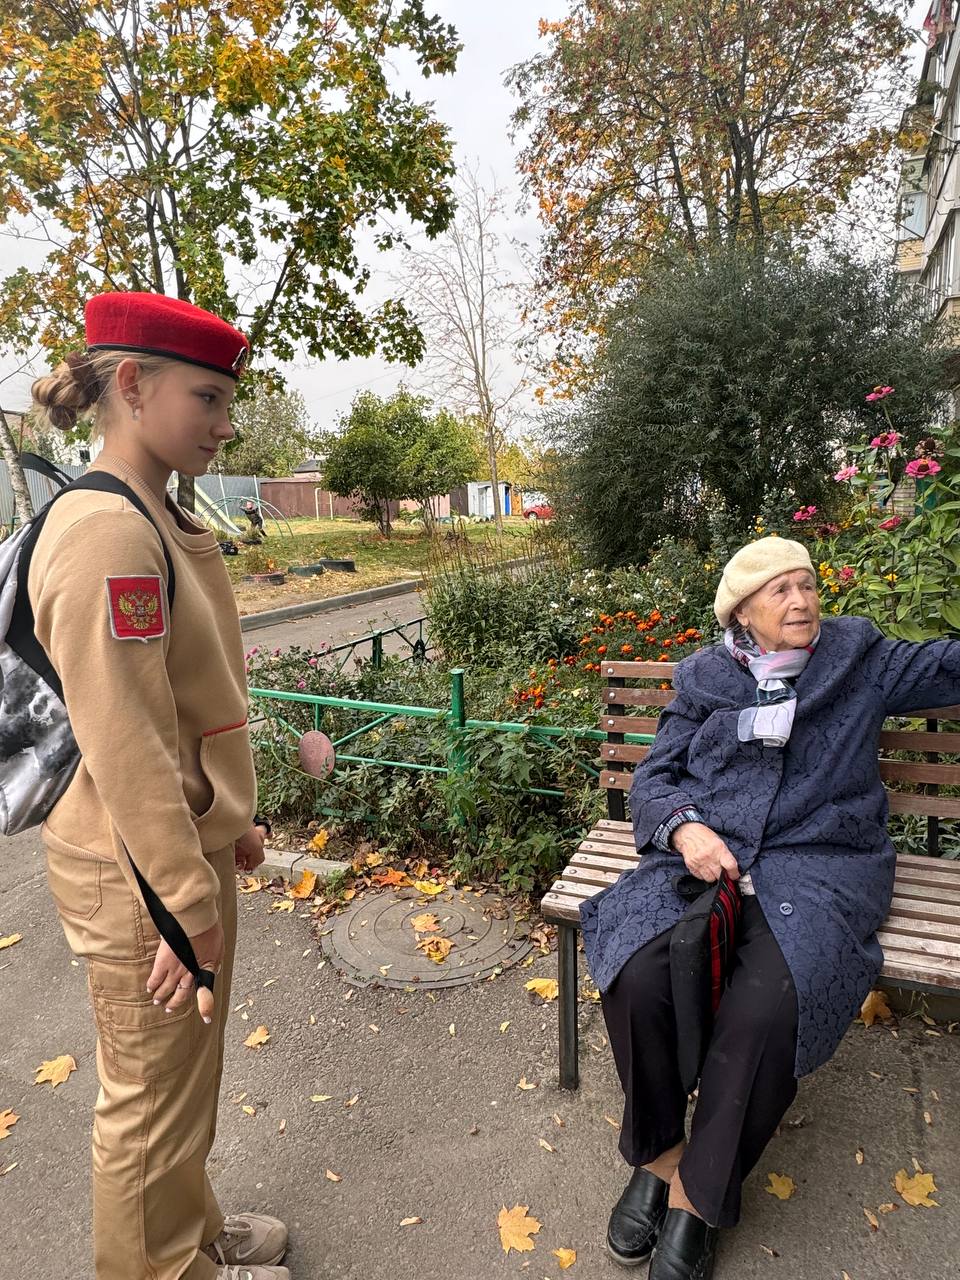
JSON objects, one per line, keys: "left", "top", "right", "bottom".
{"left": 28, "top": 455, "right": 256, "bottom": 937}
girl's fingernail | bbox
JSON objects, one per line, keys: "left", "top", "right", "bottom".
{"left": 153, "top": 999, "right": 161, "bottom": 1006}
{"left": 165, "top": 1007, "right": 174, "bottom": 1014}
{"left": 203, "top": 1016, "right": 212, "bottom": 1025}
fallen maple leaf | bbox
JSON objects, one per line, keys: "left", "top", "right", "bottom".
{"left": 416, "top": 936, "right": 454, "bottom": 964}
{"left": 497, "top": 1204, "right": 541, "bottom": 1254}
{"left": 410, "top": 912, "right": 440, "bottom": 933}
{"left": 365, "top": 851, "right": 384, "bottom": 867}
{"left": 238, "top": 877, "right": 263, "bottom": 894}
{"left": 894, "top": 1167, "right": 938, "bottom": 1207}
{"left": 0, "top": 933, "right": 22, "bottom": 950}
{"left": 525, "top": 977, "right": 559, "bottom": 1002}
{"left": 399, "top": 1216, "right": 422, "bottom": 1227}
{"left": 538, "top": 1138, "right": 555, "bottom": 1153}
{"left": 863, "top": 1207, "right": 879, "bottom": 1231}
{"left": 765, "top": 1173, "right": 796, "bottom": 1201}
{"left": 270, "top": 900, "right": 295, "bottom": 913}
{"left": 414, "top": 880, "right": 445, "bottom": 896}
{"left": 290, "top": 870, "right": 318, "bottom": 899}
{"left": 0, "top": 1110, "right": 19, "bottom": 1140}
{"left": 241, "top": 1105, "right": 256, "bottom": 1116}
{"left": 553, "top": 1247, "right": 576, "bottom": 1269}
{"left": 878, "top": 1203, "right": 898, "bottom": 1214}
{"left": 859, "top": 990, "right": 893, "bottom": 1027}
{"left": 372, "top": 868, "right": 410, "bottom": 888}
{"left": 517, "top": 1076, "right": 537, "bottom": 1090}
{"left": 325, "top": 1169, "right": 342, "bottom": 1183}
{"left": 244, "top": 1026, "right": 270, "bottom": 1049}
{"left": 34, "top": 1055, "right": 76, "bottom": 1088}
{"left": 309, "top": 830, "right": 330, "bottom": 853}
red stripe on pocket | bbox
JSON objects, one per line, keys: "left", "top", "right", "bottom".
{"left": 202, "top": 719, "right": 248, "bottom": 737}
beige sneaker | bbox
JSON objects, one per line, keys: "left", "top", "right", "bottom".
{"left": 215, "top": 1268, "right": 289, "bottom": 1280}
{"left": 206, "top": 1213, "right": 288, "bottom": 1266}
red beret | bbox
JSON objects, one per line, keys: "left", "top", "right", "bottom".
{"left": 85, "top": 292, "right": 250, "bottom": 379}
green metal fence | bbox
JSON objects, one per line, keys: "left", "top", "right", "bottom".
{"left": 314, "top": 616, "right": 431, "bottom": 675}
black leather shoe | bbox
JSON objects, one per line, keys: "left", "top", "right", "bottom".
{"left": 649, "top": 1207, "right": 718, "bottom": 1280}
{"left": 606, "top": 1168, "right": 669, "bottom": 1267}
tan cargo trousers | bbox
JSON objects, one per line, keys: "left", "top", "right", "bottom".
{"left": 45, "top": 840, "right": 238, "bottom": 1280}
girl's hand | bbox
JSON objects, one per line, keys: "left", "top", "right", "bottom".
{"left": 235, "top": 823, "right": 268, "bottom": 873}
{"left": 671, "top": 822, "right": 741, "bottom": 884}
{"left": 146, "top": 920, "right": 224, "bottom": 1024}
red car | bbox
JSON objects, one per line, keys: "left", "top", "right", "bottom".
{"left": 522, "top": 502, "right": 554, "bottom": 520}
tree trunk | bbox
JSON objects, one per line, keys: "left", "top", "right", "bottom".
{"left": 176, "top": 472, "right": 195, "bottom": 512}
{"left": 485, "top": 414, "right": 504, "bottom": 534}
{"left": 0, "top": 407, "right": 34, "bottom": 524}
{"left": 420, "top": 496, "right": 435, "bottom": 533}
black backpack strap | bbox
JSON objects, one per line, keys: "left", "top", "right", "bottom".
{"left": 10, "top": 472, "right": 176, "bottom": 702}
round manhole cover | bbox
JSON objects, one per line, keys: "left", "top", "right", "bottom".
{"left": 321, "top": 886, "right": 533, "bottom": 989}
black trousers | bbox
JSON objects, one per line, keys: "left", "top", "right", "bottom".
{"left": 600, "top": 896, "right": 799, "bottom": 1228}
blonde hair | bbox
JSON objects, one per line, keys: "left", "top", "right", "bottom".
{"left": 31, "top": 349, "right": 173, "bottom": 436}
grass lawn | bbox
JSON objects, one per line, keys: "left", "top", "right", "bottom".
{"left": 226, "top": 515, "right": 535, "bottom": 615}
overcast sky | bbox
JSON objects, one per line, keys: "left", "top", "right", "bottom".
{"left": 0, "top": 0, "right": 938, "bottom": 423}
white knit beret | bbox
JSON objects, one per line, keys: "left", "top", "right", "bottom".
{"left": 713, "top": 537, "right": 816, "bottom": 629}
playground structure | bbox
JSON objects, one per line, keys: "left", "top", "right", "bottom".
{"left": 198, "top": 492, "right": 296, "bottom": 541}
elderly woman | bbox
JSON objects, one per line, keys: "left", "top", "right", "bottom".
{"left": 580, "top": 536, "right": 960, "bottom": 1280}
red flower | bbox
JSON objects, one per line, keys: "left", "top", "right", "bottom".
{"left": 878, "top": 515, "right": 902, "bottom": 531}
{"left": 597, "top": 645, "right": 607, "bottom": 655}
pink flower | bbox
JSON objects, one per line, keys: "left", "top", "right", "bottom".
{"left": 815, "top": 522, "right": 840, "bottom": 537}
{"left": 296, "top": 679, "right": 307, "bottom": 690}
{"left": 833, "top": 465, "right": 859, "bottom": 482}
{"left": 905, "top": 458, "right": 942, "bottom": 478}
{"left": 878, "top": 515, "right": 902, "bottom": 531}
{"left": 793, "top": 505, "right": 817, "bottom": 522}
{"left": 870, "top": 431, "right": 900, "bottom": 448}
{"left": 308, "top": 656, "right": 318, "bottom": 667}
{"left": 272, "top": 647, "right": 281, "bottom": 657}
{"left": 865, "top": 385, "right": 895, "bottom": 403}
{"left": 838, "top": 566, "right": 855, "bottom": 583}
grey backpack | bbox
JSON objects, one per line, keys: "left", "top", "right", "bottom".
{"left": 0, "top": 472, "right": 175, "bottom": 835}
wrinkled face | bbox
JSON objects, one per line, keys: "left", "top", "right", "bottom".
{"left": 118, "top": 358, "right": 237, "bottom": 476}
{"left": 734, "top": 568, "right": 820, "bottom": 652}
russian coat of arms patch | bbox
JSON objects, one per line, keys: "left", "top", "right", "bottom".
{"left": 105, "top": 576, "right": 167, "bottom": 641}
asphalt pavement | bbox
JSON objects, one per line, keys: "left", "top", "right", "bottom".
{"left": 2, "top": 821, "right": 959, "bottom": 1280}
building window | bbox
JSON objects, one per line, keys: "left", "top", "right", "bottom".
{"left": 925, "top": 215, "right": 957, "bottom": 311}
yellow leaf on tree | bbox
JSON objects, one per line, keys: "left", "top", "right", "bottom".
{"left": 497, "top": 1204, "right": 541, "bottom": 1254}
{"left": 416, "top": 936, "right": 454, "bottom": 964}
{"left": 894, "top": 1168, "right": 939, "bottom": 1207}
{"left": 525, "top": 977, "right": 559, "bottom": 1002}
{"left": 34, "top": 1055, "right": 76, "bottom": 1089}
{"left": 414, "top": 880, "right": 445, "bottom": 896}
{"left": 553, "top": 1247, "right": 577, "bottom": 1269}
{"left": 410, "top": 912, "right": 440, "bottom": 933}
{"left": 309, "top": 830, "right": 330, "bottom": 853}
{"left": 0, "top": 1110, "right": 19, "bottom": 1140}
{"left": 765, "top": 1173, "right": 796, "bottom": 1201}
{"left": 859, "top": 990, "right": 893, "bottom": 1027}
{"left": 244, "top": 1026, "right": 271, "bottom": 1049}
{"left": 290, "top": 870, "right": 318, "bottom": 899}
{"left": 0, "top": 933, "right": 22, "bottom": 950}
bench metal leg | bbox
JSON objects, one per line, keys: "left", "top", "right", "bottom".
{"left": 558, "top": 924, "right": 580, "bottom": 1090}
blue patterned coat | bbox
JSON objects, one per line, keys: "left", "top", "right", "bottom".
{"left": 580, "top": 615, "right": 960, "bottom": 1077}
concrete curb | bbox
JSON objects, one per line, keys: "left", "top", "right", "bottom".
{"left": 258, "top": 847, "right": 352, "bottom": 883}
{"left": 238, "top": 553, "right": 542, "bottom": 632}
{"left": 240, "top": 579, "right": 421, "bottom": 631}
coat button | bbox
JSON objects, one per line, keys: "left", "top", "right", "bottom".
{"left": 779, "top": 902, "right": 794, "bottom": 916}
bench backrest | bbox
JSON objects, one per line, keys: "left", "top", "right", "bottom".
{"left": 596, "top": 659, "right": 960, "bottom": 857}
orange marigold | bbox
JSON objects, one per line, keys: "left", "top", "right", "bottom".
{"left": 620, "top": 644, "right": 633, "bottom": 654}
{"left": 597, "top": 645, "right": 608, "bottom": 655}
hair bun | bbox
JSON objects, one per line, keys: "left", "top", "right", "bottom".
{"left": 63, "top": 351, "right": 101, "bottom": 403}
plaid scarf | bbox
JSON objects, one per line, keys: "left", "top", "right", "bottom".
{"left": 723, "top": 622, "right": 819, "bottom": 747}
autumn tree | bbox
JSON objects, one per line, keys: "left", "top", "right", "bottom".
{"left": 323, "top": 388, "right": 475, "bottom": 536}
{"left": 215, "top": 387, "right": 320, "bottom": 478}
{"left": 0, "top": 0, "right": 460, "bottom": 505}
{"left": 397, "top": 170, "right": 529, "bottom": 533}
{"left": 509, "top": 0, "right": 915, "bottom": 389}
{"left": 553, "top": 246, "right": 954, "bottom": 567}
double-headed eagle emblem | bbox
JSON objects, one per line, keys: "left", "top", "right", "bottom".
{"left": 118, "top": 588, "right": 160, "bottom": 632}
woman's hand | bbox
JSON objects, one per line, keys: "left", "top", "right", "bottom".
{"left": 235, "top": 823, "right": 268, "bottom": 873}
{"left": 671, "top": 822, "right": 741, "bottom": 884}
{"left": 146, "top": 920, "right": 224, "bottom": 1024}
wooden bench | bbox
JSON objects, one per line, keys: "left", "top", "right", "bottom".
{"left": 542, "top": 659, "right": 960, "bottom": 1090}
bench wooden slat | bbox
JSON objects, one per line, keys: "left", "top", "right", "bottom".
{"left": 877, "top": 930, "right": 960, "bottom": 960}
{"left": 574, "top": 847, "right": 642, "bottom": 871}
{"left": 601, "top": 772, "right": 633, "bottom": 791}
{"left": 601, "top": 743, "right": 651, "bottom": 763}
{"left": 879, "top": 957, "right": 960, "bottom": 988}
{"left": 880, "top": 729, "right": 960, "bottom": 752}
{"left": 886, "top": 791, "right": 960, "bottom": 818}
{"left": 894, "top": 866, "right": 960, "bottom": 890}
{"left": 880, "top": 759, "right": 960, "bottom": 784}
{"left": 889, "top": 896, "right": 960, "bottom": 925}
{"left": 902, "top": 704, "right": 960, "bottom": 719}
{"left": 883, "top": 914, "right": 960, "bottom": 942}
{"left": 598, "top": 716, "right": 660, "bottom": 734}
{"left": 601, "top": 661, "right": 679, "bottom": 678}
{"left": 604, "top": 687, "right": 675, "bottom": 707}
